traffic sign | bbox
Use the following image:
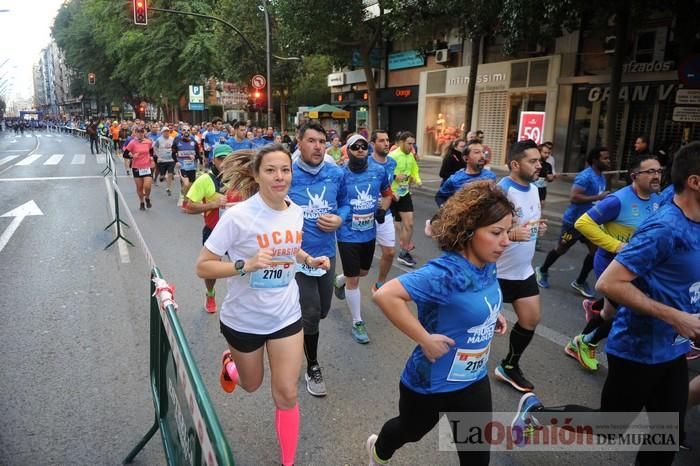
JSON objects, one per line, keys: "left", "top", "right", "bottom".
{"left": 251, "top": 74, "right": 266, "bottom": 90}
{"left": 517, "top": 111, "right": 546, "bottom": 145}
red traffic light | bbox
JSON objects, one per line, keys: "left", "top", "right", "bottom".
{"left": 133, "top": 0, "right": 148, "bottom": 25}
{"left": 87, "top": 73, "right": 96, "bottom": 85}
{"left": 254, "top": 91, "right": 261, "bottom": 99}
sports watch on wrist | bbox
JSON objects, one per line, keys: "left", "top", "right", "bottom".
{"left": 234, "top": 259, "right": 246, "bottom": 276}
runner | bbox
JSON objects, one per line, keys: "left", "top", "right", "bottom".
{"left": 438, "top": 138, "right": 466, "bottom": 185}
{"left": 512, "top": 143, "right": 700, "bottom": 466}
{"left": 492, "top": 140, "right": 547, "bottom": 393}
{"left": 204, "top": 117, "right": 229, "bottom": 163}
{"left": 368, "top": 129, "right": 398, "bottom": 293}
{"left": 565, "top": 155, "right": 662, "bottom": 371}
{"left": 122, "top": 126, "right": 155, "bottom": 211}
{"left": 367, "top": 180, "right": 509, "bottom": 466}
{"left": 434, "top": 139, "right": 496, "bottom": 207}
{"left": 389, "top": 131, "right": 422, "bottom": 267}
{"left": 119, "top": 121, "right": 131, "bottom": 175}
{"left": 333, "top": 134, "right": 392, "bottom": 343}
{"left": 226, "top": 121, "right": 254, "bottom": 151}
{"left": 535, "top": 146, "right": 611, "bottom": 297}
{"left": 172, "top": 125, "right": 200, "bottom": 208}
{"left": 533, "top": 142, "right": 555, "bottom": 209}
{"left": 154, "top": 127, "right": 176, "bottom": 195}
{"left": 287, "top": 122, "right": 346, "bottom": 397}
{"left": 195, "top": 144, "right": 330, "bottom": 466}
{"left": 186, "top": 144, "right": 242, "bottom": 313}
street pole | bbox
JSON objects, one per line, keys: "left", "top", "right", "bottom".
{"left": 261, "top": 0, "right": 272, "bottom": 128}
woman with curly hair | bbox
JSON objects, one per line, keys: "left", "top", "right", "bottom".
{"left": 367, "top": 180, "right": 513, "bottom": 466}
{"left": 196, "top": 143, "right": 330, "bottom": 466}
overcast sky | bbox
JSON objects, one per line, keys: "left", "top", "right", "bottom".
{"left": 0, "top": 0, "right": 66, "bottom": 104}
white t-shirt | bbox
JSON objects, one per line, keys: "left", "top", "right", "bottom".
{"left": 154, "top": 136, "right": 174, "bottom": 163}
{"left": 496, "top": 177, "right": 541, "bottom": 280}
{"left": 205, "top": 193, "right": 304, "bottom": 334}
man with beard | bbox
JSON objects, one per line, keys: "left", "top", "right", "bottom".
{"left": 434, "top": 139, "right": 496, "bottom": 207}
{"left": 536, "top": 147, "right": 612, "bottom": 298}
{"left": 493, "top": 140, "right": 548, "bottom": 393}
{"left": 287, "top": 123, "right": 346, "bottom": 397}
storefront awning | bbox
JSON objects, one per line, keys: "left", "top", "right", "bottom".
{"left": 306, "top": 104, "right": 350, "bottom": 119}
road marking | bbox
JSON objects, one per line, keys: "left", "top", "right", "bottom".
{"left": 44, "top": 134, "right": 52, "bottom": 137}
{"left": 0, "top": 175, "right": 107, "bottom": 182}
{"left": 0, "top": 156, "right": 19, "bottom": 166}
{"left": 95, "top": 153, "right": 106, "bottom": 164}
{"left": 0, "top": 200, "right": 44, "bottom": 255}
{"left": 44, "top": 154, "right": 65, "bottom": 165}
{"left": 71, "top": 154, "right": 86, "bottom": 165}
{"left": 16, "top": 154, "right": 43, "bottom": 166}
{"left": 104, "top": 177, "right": 130, "bottom": 264}
{"left": 0, "top": 149, "right": 32, "bottom": 152}
{"left": 25, "top": 134, "right": 33, "bottom": 138}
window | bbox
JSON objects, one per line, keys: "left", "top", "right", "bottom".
{"left": 634, "top": 30, "right": 656, "bottom": 63}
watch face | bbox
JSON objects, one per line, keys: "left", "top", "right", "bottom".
{"left": 235, "top": 260, "right": 245, "bottom": 270}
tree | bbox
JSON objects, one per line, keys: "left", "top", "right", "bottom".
{"left": 275, "top": 0, "right": 385, "bottom": 132}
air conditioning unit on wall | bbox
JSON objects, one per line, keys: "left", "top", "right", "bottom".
{"left": 435, "top": 49, "right": 449, "bottom": 64}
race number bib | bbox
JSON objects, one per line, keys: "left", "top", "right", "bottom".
{"left": 397, "top": 180, "right": 410, "bottom": 197}
{"left": 351, "top": 212, "right": 374, "bottom": 231}
{"left": 249, "top": 257, "right": 295, "bottom": 289}
{"left": 526, "top": 220, "right": 539, "bottom": 241}
{"left": 446, "top": 346, "right": 490, "bottom": 382}
{"left": 138, "top": 168, "right": 152, "bottom": 176}
{"left": 296, "top": 262, "right": 327, "bottom": 277}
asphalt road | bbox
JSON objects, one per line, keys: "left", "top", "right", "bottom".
{"left": 0, "top": 130, "right": 698, "bottom": 465}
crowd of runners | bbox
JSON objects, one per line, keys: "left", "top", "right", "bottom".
{"left": 88, "top": 116, "right": 699, "bottom": 466}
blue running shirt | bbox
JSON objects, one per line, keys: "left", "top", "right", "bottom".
{"left": 562, "top": 166, "right": 607, "bottom": 224}
{"left": 607, "top": 202, "right": 700, "bottom": 364}
{"left": 398, "top": 252, "right": 502, "bottom": 394}
{"left": 336, "top": 164, "right": 391, "bottom": 243}
{"left": 435, "top": 169, "right": 497, "bottom": 207}
{"left": 288, "top": 161, "right": 347, "bottom": 258}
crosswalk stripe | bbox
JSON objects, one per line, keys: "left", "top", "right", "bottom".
{"left": 25, "top": 134, "right": 32, "bottom": 138}
{"left": 0, "top": 155, "right": 20, "bottom": 166}
{"left": 44, "top": 134, "right": 52, "bottom": 137}
{"left": 95, "top": 154, "right": 106, "bottom": 164}
{"left": 44, "top": 154, "right": 65, "bottom": 165}
{"left": 17, "top": 154, "right": 43, "bottom": 165}
{"left": 36, "top": 134, "right": 42, "bottom": 138}
{"left": 71, "top": 154, "right": 86, "bottom": 165}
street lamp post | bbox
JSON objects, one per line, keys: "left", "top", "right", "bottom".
{"left": 260, "top": 0, "right": 272, "bottom": 128}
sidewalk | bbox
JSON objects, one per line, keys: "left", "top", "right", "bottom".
{"left": 412, "top": 155, "right": 579, "bottom": 228}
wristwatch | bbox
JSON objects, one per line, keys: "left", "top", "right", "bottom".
{"left": 234, "top": 259, "right": 246, "bottom": 276}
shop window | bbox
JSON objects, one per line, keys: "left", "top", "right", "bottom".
{"left": 529, "top": 60, "right": 549, "bottom": 87}
{"left": 634, "top": 30, "right": 656, "bottom": 63}
{"left": 511, "top": 62, "right": 528, "bottom": 88}
{"left": 426, "top": 70, "right": 446, "bottom": 94}
{"left": 423, "top": 96, "right": 466, "bottom": 156}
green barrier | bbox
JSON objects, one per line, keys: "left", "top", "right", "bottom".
{"left": 124, "top": 267, "right": 235, "bottom": 465}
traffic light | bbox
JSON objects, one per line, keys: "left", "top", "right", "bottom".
{"left": 254, "top": 91, "right": 261, "bottom": 99}
{"left": 133, "top": 0, "right": 148, "bottom": 25}
{"left": 88, "top": 73, "right": 96, "bottom": 85}
{"left": 139, "top": 105, "right": 145, "bottom": 113}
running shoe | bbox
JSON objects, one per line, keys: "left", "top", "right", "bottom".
{"left": 370, "top": 282, "right": 383, "bottom": 294}
{"left": 511, "top": 392, "right": 543, "bottom": 447}
{"left": 205, "top": 294, "right": 216, "bottom": 313}
{"left": 397, "top": 250, "right": 417, "bottom": 267}
{"left": 219, "top": 350, "right": 238, "bottom": 393}
{"left": 366, "top": 434, "right": 388, "bottom": 465}
{"left": 582, "top": 299, "right": 600, "bottom": 322}
{"left": 352, "top": 321, "right": 370, "bottom": 344}
{"left": 305, "top": 365, "right": 327, "bottom": 397}
{"left": 333, "top": 274, "right": 346, "bottom": 300}
{"left": 535, "top": 266, "right": 549, "bottom": 288}
{"left": 570, "top": 280, "right": 595, "bottom": 298}
{"left": 139, "top": 202, "right": 145, "bottom": 211}
{"left": 145, "top": 198, "right": 152, "bottom": 209}
{"left": 159, "top": 176, "right": 165, "bottom": 183}
{"left": 424, "top": 219, "right": 433, "bottom": 237}
{"left": 166, "top": 188, "right": 172, "bottom": 196}
{"left": 565, "top": 335, "right": 598, "bottom": 371}
{"left": 687, "top": 344, "right": 700, "bottom": 361}
{"left": 494, "top": 364, "right": 534, "bottom": 392}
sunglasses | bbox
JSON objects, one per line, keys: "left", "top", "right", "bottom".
{"left": 349, "top": 143, "right": 368, "bottom": 151}
{"left": 635, "top": 168, "right": 664, "bottom": 176}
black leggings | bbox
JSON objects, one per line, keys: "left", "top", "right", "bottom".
{"left": 374, "top": 377, "right": 491, "bottom": 465}
{"left": 541, "top": 354, "right": 688, "bottom": 466}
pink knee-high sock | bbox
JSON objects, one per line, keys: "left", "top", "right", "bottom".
{"left": 275, "top": 404, "right": 300, "bottom": 466}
